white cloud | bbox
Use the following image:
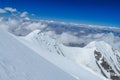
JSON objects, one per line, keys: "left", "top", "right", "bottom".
{"left": 25, "top": 17, "right": 30, "bottom": 20}
{"left": 59, "top": 33, "right": 79, "bottom": 44}
{"left": 0, "top": 8, "right": 6, "bottom": 13}
{"left": 20, "top": 11, "right": 28, "bottom": 17}
{"left": 4, "top": 7, "right": 17, "bottom": 12}
{"left": 26, "top": 22, "right": 47, "bottom": 30}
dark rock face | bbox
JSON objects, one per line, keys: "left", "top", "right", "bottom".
{"left": 94, "top": 50, "right": 102, "bottom": 61}
{"left": 94, "top": 50, "right": 120, "bottom": 80}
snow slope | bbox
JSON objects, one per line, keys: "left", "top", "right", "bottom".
{"left": 0, "top": 29, "right": 77, "bottom": 80}
{"left": 19, "top": 30, "right": 107, "bottom": 80}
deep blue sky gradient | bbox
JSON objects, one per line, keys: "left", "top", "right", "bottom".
{"left": 0, "top": 0, "right": 120, "bottom": 27}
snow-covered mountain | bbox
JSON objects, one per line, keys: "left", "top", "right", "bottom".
{"left": 0, "top": 25, "right": 108, "bottom": 80}
{"left": 0, "top": 12, "right": 120, "bottom": 80}
{"left": 19, "top": 29, "right": 120, "bottom": 80}
{"left": 63, "top": 41, "right": 120, "bottom": 79}
{"left": 0, "top": 28, "right": 77, "bottom": 80}
{"left": 1, "top": 11, "right": 120, "bottom": 80}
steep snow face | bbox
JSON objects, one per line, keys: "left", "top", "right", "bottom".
{"left": 0, "top": 29, "right": 77, "bottom": 80}
{"left": 19, "top": 30, "right": 106, "bottom": 80}
{"left": 19, "top": 30, "right": 120, "bottom": 80}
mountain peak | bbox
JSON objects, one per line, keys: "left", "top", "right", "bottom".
{"left": 85, "top": 41, "right": 111, "bottom": 50}
{"left": 25, "top": 29, "right": 41, "bottom": 39}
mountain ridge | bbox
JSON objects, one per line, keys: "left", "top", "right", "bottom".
{"left": 19, "top": 29, "right": 120, "bottom": 80}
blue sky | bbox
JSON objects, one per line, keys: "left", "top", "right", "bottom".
{"left": 0, "top": 0, "right": 120, "bottom": 27}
